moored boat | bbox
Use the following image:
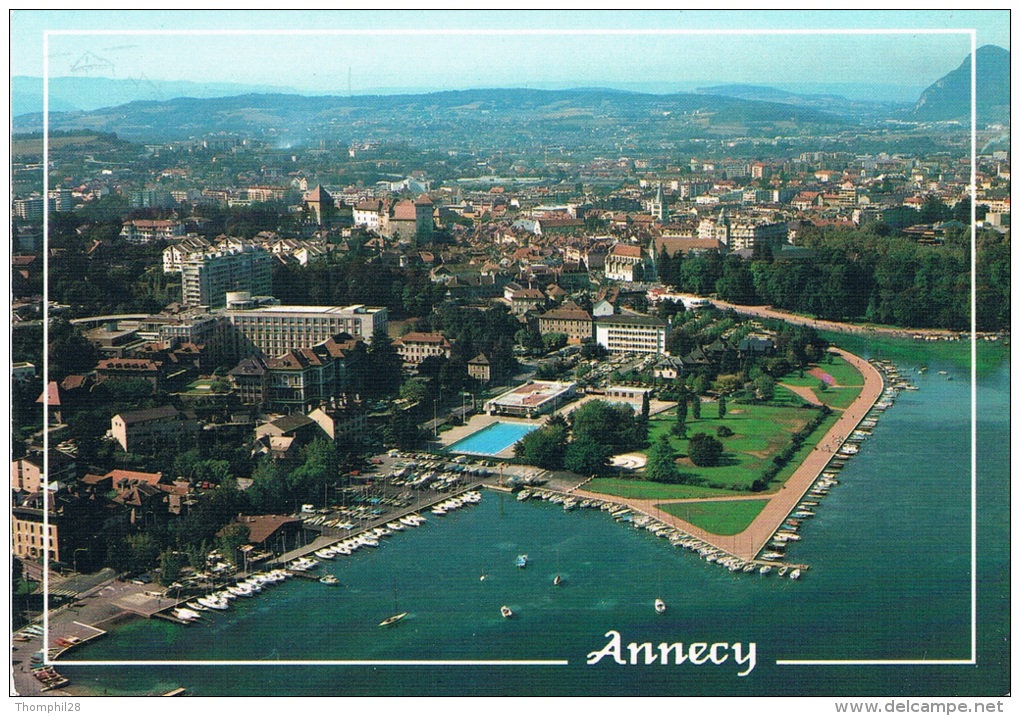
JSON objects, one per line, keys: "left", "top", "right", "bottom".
{"left": 516, "top": 554, "right": 528, "bottom": 568}
{"left": 655, "top": 598, "right": 667, "bottom": 614}
{"left": 501, "top": 605, "right": 514, "bottom": 619}
{"left": 320, "top": 575, "right": 340, "bottom": 586}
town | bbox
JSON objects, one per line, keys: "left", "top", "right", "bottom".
{"left": 9, "top": 44, "right": 1012, "bottom": 696}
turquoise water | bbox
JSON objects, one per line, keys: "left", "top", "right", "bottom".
{"left": 58, "top": 339, "right": 1010, "bottom": 696}
{"left": 446, "top": 421, "right": 539, "bottom": 456}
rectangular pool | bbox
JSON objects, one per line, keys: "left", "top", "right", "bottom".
{"left": 446, "top": 422, "right": 539, "bottom": 457}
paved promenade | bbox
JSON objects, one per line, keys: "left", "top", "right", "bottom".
{"left": 573, "top": 347, "right": 885, "bottom": 561}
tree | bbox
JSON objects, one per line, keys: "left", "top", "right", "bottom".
{"left": 514, "top": 422, "right": 567, "bottom": 470}
{"left": 753, "top": 375, "right": 776, "bottom": 402}
{"left": 688, "top": 432, "right": 724, "bottom": 467}
{"left": 691, "top": 397, "right": 701, "bottom": 420}
{"left": 717, "top": 395, "right": 727, "bottom": 419}
{"left": 564, "top": 435, "right": 613, "bottom": 476}
{"left": 159, "top": 549, "right": 187, "bottom": 586}
{"left": 215, "top": 523, "right": 250, "bottom": 567}
{"left": 542, "top": 332, "right": 568, "bottom": 354}
{"left": 673, "top": 396, "right": 688, "bottom": 438}
{"left": 645, "top": 433, "right": 681, "bottom": 483}
{"left": 640, "top": 390, "right": 650, "bottom": 422}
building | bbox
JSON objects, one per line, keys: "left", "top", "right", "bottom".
{"left": 604, "top": 243, "right": 646, "bottom": 282}
{"left": 162, "top": 236, "right": 213, "bottom": 273}
{"left": 95, "top": 358, "right": 163, "bottom": 388}
{"left": 129, "top": 190, "right": 176, "bottom": 209}
{"left": 180, "top": 243, "right": 273, "bottom": 307}
{"left": 594, "top": 314, "right": 669, "bottom": 355}
{"left": 308, "top": 401, "right": 369, "bottom": 447}
{"left": 121, "top": 219, "right": 184, "bottom": 243}
{"left": 467, "top": 353, "right": 492, "bottom": 383}
{"left": 486, "top": 380, "right": 577, "bottom": 419}
{"left": 227, "top": 304, "right": 386, "bottom": 358}
{"left": 537, "top": 302, "right": 593, "bottom": 344}
{"left": 383, "top": 195, "right": 434, "bottom": 244}
{"left": 263, "top": 335, "right": 357, "bottom": 413}
{"left": 11, "top": 451, "right": 77, "bottom": 493}
{"left": 12, "top": 505, "right": 64, "bottom": 563}
{"left": 394, "top": 332, "right": 452, "bottom": 366}
{"left": 109, "top": 406, "right": 195, "bottom": 453}
{"left": 229, "top": 355, "right": 268, "bottom": 406}
{"left": 303, "top": 185, "right": 334, "bottom": 225}
{"left": 728, "top": 219, "right": 788, "bottom": 252}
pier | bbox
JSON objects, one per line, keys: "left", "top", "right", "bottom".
{"left": 270, "top": 483, "right": 483, "bottom": 566}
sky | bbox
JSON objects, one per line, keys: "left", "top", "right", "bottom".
{"left": 10, "top": 10, "right": 1012, "bottom": 99}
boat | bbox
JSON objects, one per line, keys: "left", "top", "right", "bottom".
{"left": 553, "top": 574, "right": 562, "bottom": 586}
{"left": 759, "top": 565, "right": 772, "bottom": 576}
{"left": 778, "top": 566, "right": 789, "bottom": 577}
{"left": 379, "top": 612, "right": 408, "bottom": 627}
{"left": 516, "top": 554, "right": 528, "bottom": 568}
{"left": 320, "top": 575, "right": 340, "bottom": 586}
{"left": 655, "top": 598, "right": 667, "bottom": 615}
{"left": 790, "top": 569, "right": 802, "bottom": 580}
{"left": 500, "top": 605, "right": 513, "bottom": 619}
{"left": 186, "top": 601, "right": 208, "bottom": 611}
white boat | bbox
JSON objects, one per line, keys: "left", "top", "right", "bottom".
{"left": 516, "top": 554, "right": 528, "bottom": 568}
{"left": 387, "top": 522, "right": 405, "bottom": 531}
{"left": 379, "top": 612, "right": 408, "bottom": 627}
{"left": 314, "top": 549, "right": 336, "bottom": 560}
{"left": 790, "top": 569, "right": 802, "bottom": 580}
{"left": 655, "top": 598, "right": 667, "bottom": 615}
{"left": 553, "top": 574, "right": 563, "bottom": 586}
{"left": 759, "top": 565, "right": 772, "bottom": 576}
{"left": 186, "top": 601, "right": 208, "bottom": 611}
{"left": 778, "top": 566, "right": 789, "bottom": 577}
{"left": 173, "top": 607, "right": 202, "bottom": 622}
{"left": 500, "top": 605, "right": 514, "bottom": 619}
{"left": 320, "top": 575, "right": 340, "bottom": 586}
{"left": 198, "top": 595, "right": 228, "bottom": 610}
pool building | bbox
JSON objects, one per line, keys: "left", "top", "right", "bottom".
{"left": 485, "top": 380, "right": 577, "bottom": 419}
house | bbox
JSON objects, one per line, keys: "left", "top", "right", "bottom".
{"left": 253, "top": 414, "right": 327, "bottom": 462}
{"left": 308, "top": 400, "right": 369, "bottom": 447}
{"left": 96, "top": 358, "right": 163, "bottom": 388}
{"left": 537, "top": 302, "right": 594, "bottom": 344}
{"left": 508, "top": 287, "right": 546, "bottom": 317}
{"left": 219, "top": 514, "right": 306, "bottom": 557}
{"left": 653, "top": 355, "right": 686, "bottom": 380}
{"left": 109, "top": 406, "right": 196, "bottom": 454}
{"left": 467, "top": 353, "right": 492, "bottom": 383}
{"left": 394, "top": 332, "right": 453, "bottom": 366}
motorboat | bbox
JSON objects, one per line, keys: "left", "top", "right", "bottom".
{"left": 320, "top": 575, "right": 340, "bottom": 586}
{"left": 553, "top": 574, "right": 563, "bottom": 586}
{"left": 655, "top": 598, "right": 667, "bottom": 615}
{"left": 516, "top": 554, "right": 528, "bottom": 568}
{"left": 379, "top": 612, "right": 408, "bottom": 627}
{"left": 790, "top": 569, "right": 802, "bottom": 580}
{"left": 501, "top": 605, "right": 514, "bottom": 619}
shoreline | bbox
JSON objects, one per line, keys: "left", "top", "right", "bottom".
{"left": 571, "top": 346, "right": 885, "bottom": 561}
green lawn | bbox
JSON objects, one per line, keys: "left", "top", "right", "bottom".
{"left": 817, "top": 355, "right": 865, "bottom": 386}
{"left": 813, "top": 386, "right": 861, "bottom": 410}
{"left": 585, "top": 478, "right": 750, "bottom": 500}
{"left": 779, "top": 356, "right": 864, "bottom": 409}
{"left": 658, "top": 499, "right": 770, "bottom": 536}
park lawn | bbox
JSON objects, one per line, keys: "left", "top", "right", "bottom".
{"left": 635, "top": 400, "right": 819, "bottom": 493}
{"left": 771, "top": 412, "right": 841, "bottom": 484}
{"left": 812, "top": 386, "right": 861, "bottom": 410}
{"left": 658, "top": 499, "right": 770, "bottom": 536}
{"left": 818, "top": 355, "right": 865, "bottom": 386}
{"left": 585, "top": 478, "right": 745, "bottom": 500}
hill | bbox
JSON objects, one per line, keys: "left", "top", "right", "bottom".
{"left": 911, "top": 45, "right": 1010, "bottom": 125}
{"left": 12, "top": 87, "right": 849, "bottom": 148}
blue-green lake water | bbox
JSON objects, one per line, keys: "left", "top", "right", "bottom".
{"left": 60, "top": 339, "right": 1010, "bottom": 696}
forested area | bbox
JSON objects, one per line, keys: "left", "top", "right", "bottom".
{"left": 658, "top": 225, "right": 1010, "bottom": 332}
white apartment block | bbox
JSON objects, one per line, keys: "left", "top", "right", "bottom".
{"left": 595, "top": 315, "right": 669, "bottom": 355}
{"left": 180, "top": 243, "right": 273, "bottom": 307}
{"left": 227, "top": 304, "right": 387, "bottom": 358}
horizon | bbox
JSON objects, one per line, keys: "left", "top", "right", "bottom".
{"left": 10, "top": 11, "right": 1009, "bottom": 102}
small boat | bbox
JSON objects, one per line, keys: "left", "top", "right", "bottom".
{"left": 790, "top": 569, "right": 802, "bottom": 580}
{"left": 759, "top": 565, "right": 772, "bottom": 576}
{"left": 320, "top": 575, "right": 340, "bottom": 586}
{"left": 778, "top": 566, "right": 789, "bottom": 577}
{"left": 379, "top": 612, "right": 408, "bottom": 627}
{"left": 516, "top": 554, "right": 528, "bottom": 569}
{"left": 186, "top": 601, "right": 208, "bottom": 612}
{"left": 500, "top": 605, "right": 513, "bottom": 619}
{"left": 553, "top": 574, "right": 563, "bottom": 586}
{"left": 655, "top": 598, "right": 667, "bottom": 615}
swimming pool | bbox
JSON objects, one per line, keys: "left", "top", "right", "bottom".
{"left": 446, "top": 422, "right": 539, "bottom": 457}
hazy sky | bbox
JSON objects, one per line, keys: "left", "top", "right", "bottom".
{"left": 11, "top": 10, "right": 1011, "bottom": 97}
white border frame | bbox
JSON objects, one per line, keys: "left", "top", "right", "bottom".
{"left": 39, "top": 25, "right": 979, "bottom": 671}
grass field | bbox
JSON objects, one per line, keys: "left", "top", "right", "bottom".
{"left": 779, "top": 356, "right": 864, "bottom": 409}
{"left": 658, "top": 499, "right": 769, "bottom": 535}
{"left": 583, "top": 478, "right": 752, "bottom": 500}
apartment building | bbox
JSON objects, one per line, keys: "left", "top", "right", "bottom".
{"left": 394, "top": 332, "right": 452, "bottom": 366}
{"left": 227, "top": 304, "right": 387, "bottom": 358}
{"left": 180, "top": 243, "right": 273, "bottom": 307}
{"left": 594, "top": 314, "right": 669, "bottom": 355}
